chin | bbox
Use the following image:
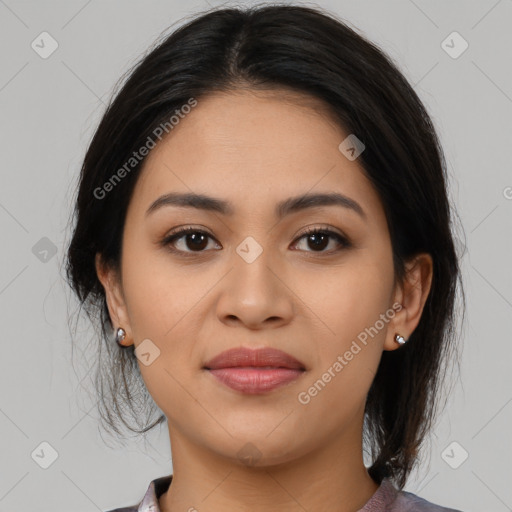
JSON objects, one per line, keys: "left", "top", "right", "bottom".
{"left": 207, "top": 430, "right": 309, "bottom": 469}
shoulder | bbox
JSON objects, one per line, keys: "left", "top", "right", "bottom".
{"left": 392, "top": 489, "right": 465, "bottom": 511}
{"left": 104, "top": 508, "right": 138, "bottom": 512}
{"left": 103, "top": 474, "right": 172, "bottom": 512}
{"left": 104, "top": 507, "right": 138, "bottom": 512}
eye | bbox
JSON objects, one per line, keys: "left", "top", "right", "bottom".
{"left": 292, "top": 226, "right": 351, "bottom": 253}
{"left": 162, "top": 227, "right": 220, "bottom": 255}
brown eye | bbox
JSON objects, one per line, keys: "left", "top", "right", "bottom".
{"left": 163, "top": 227, "right": 220, "bottom": 254}
{"left": 293, "top": 227, "right": 351, "bottom": 253}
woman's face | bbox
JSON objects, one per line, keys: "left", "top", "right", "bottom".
{"left": 98, "top": 89, "right": 420, "bottom": 466}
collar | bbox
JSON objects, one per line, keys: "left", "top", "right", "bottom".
{"left": 135, "top": 475, "right": 398, "bottom": 512}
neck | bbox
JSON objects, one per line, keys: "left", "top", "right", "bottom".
{"left": 159, "top": 419, "right": 380, "bottom": 512}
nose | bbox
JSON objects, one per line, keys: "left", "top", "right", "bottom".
{"left": 215, "top": 249, "right": 294, "bottom": 330}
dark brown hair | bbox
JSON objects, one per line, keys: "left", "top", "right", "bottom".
{"left": 64, "top": 3, "right": 466, "bottom": 490}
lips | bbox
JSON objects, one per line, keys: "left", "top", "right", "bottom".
{"left": 203, "top": 346, "right": 306, "bottom": 394}
{"left": 203, "top": 346, "right": 306, "bottom": 371}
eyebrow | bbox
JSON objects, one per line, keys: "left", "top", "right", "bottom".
{"left": 145, "top": 191, "right": 366, "bottom": 220}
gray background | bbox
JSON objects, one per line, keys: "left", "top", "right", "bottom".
{"left": 1, "top": 0, "right": 511, "bottom": 510}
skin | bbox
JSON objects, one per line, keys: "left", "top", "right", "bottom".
{"left": 96, "top": 88, "right": 433, "bottom": 512}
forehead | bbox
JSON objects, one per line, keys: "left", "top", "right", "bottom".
{"left": 130, "top": 89, "right": 383, "bottom": 223}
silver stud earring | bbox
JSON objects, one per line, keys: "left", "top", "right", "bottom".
{"left": 394, "top": 333, "right": 407, "bottom": 345}
{"left": 115, "top": 327, "right": 127, "bottom": 347}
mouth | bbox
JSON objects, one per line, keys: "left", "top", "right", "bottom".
{"left": 203, "top": 346, "right": 306, "bottom": 394}
{"left": 203, "top": 346, "right": 306, "bottom": 371}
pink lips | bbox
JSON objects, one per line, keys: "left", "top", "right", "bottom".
{"left": 203, "top": 346, "right": 306, "bottom": 394}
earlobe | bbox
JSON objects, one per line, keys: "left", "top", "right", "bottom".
{"left": 384, "top": 253, "right": 434, "bottom": 351}
{"left": 383, "top": 327, "right": 409, "bottom": 352}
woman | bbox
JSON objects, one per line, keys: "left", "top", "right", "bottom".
{"left": 66, "top": 4, "right": 466, "bottom": 511}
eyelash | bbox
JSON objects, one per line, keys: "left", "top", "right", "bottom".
{"left": 161, "top": 225, "right": 351, "bottom": 257}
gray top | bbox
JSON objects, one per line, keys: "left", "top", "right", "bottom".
{"left": 105, "top": 475, "right": 464, "bottom": 512}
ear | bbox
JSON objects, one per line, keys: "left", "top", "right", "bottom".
{"left": 95, "top": 253, "right": 133, "bottom": 346}
{"left": 384, "top": 253, "right": 433, "bottom": 351}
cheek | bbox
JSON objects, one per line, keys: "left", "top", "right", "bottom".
{"left": 293, "top": 253, "right": 394, "bottom": 343}
{"left": 294, "top": 252, "right": 394, "bottom": 392}
{"left": 293, "top": 264, "right": 391, "bottom": 433}
{"left": 121, "top": 256, "right": 204, "bottom": 418}
{"left": 121, "top": 238, "right": 199, "bottom": 339}
{"left": 120, "top": 240, "right": 211, "bottom": 360}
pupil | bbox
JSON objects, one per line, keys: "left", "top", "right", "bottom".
{"left": 188, "top": 233, "right": 207, "bottom": 250}
{"left": 309, "top": 233, "right": 327, "bottom": 251}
